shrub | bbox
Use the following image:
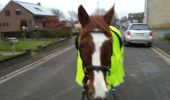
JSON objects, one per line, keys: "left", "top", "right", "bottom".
{"left": 2, "top": 27, "right": 73, "bottom": 39}
{"left": 20, "top": 19, "right": 28, "bottom": 29}
{"left": 164, "top": 33, "right": 170, "bottom": 41}
{"left": 3, "top": 31, "right": 23, "bottom": 38}
{"left": 41, "top": 27, "right": 73, "bottom": 38}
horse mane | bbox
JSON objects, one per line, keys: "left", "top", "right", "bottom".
{"left": 80, "top": 15, "right": 112, "bottom": 40}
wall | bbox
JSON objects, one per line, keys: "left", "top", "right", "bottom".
{"left": 145, "top": 0, "right": 170, "bottom": 29}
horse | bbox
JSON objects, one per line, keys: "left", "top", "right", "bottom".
{"left": 77, "top": 5, "right": 115, "bottom": 100}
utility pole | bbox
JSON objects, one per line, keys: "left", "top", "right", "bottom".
{"left": 97, "top": 1, "right": 99, "bottom": 16}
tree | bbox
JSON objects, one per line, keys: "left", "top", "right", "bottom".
{"left": 0, "top": 4, "right": 2, "bottom": 10}
{"left": 20, "top": 19, "right": 27, "bottom": 29}
{"left": 67, "top": 11, "right": 77, "bottom": 27}
{"left": 50, "top": 8, "right": 65, "bottom": 19}
{"left": 112, "top": 13, "right": 120, "bottom": 26}
{"left": 20, "top": 19, "right": 28, "bottom": 39}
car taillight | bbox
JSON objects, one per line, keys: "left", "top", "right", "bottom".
{"left": 150, "top": 32, "right": 153, "bottom": 36}
{"left": 127, "top": 31, "right": 131, "bottom": 35}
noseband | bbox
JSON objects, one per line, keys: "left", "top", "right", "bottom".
{"left": 83, "top": 65, "right": 111, "bottom": 74}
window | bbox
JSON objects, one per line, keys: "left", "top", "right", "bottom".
{"left": 29, "top": 20, "right": 32, "bottom": 26}
{"left": 130, "top": 24, "right": 150, "bottom": 30}
{"left": 0, "top": 23, "right": 1, "bottom": 27}
{"left": 4, "top": 10, "right": 10, "bottom": 16}
{"left": 3, "top": 23, "right": 5, "bottom": 27}
{"left": 6, "top": 22, "right": 9, "bottom": 27}
{"left": 16, "top": 9, "right": 21, "bottom": 15}
{"left": 34, "top": 7, "right": 42, "bottom": 12}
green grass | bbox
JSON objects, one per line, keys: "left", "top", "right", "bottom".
{"left": 0, "top": 38, "right": 56, "bottom": 51}
{"left": 0, "top": 55, "right": 15, "bottom": 61}
{"left": 164, "top": 33, "right": 170, "bottom": 41}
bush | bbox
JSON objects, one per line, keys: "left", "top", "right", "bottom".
{"left": 2, "top": 27, "right": 73, "bottom": 39}
{"left": 3, "top": 31, "right": 23, "bottom": 38}
{"left": 41, "top": 27, "right": 73, "bottom": 38}
{"left": 20, "top": 19, "right": 28, "bottom": 29}
{"left": 164, "top": 33, "right": 170, "bottom": 41}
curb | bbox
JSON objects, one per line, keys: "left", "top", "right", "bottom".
{"left": 0, "top": 45, "right": 74, "bottom": 84}
{"left": 0, "top": 38, "right": 68, "bottom": 69}
{"left": 152, "top": 45, "right": 170, "bottom": 58}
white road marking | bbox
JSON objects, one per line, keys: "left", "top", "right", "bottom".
{"left": 151, "top": 46, "right": 170, "bottom": 65}
{"left": 0, "top": 45, "right": 74, "bottom": 84}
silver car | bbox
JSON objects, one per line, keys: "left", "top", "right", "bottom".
{"left": 123, "top": 23, "right": 153, "bottom": 47}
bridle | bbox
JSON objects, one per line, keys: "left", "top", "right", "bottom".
{"left": 83, "top": 65, "right": 110, "bottom": 73}
{"left": 78, "top": 30, "right": 118, "bottom": 100}
{"left": 82, "top": 65, "right": 111, "bottom": 84}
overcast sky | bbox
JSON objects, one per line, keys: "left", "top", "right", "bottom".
{"left": 0, "top": 0, "right": 145, "bottom": 18}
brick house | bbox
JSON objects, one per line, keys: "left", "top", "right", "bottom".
{"left": 0, "top": 0, "right": 66, "bottom": 32}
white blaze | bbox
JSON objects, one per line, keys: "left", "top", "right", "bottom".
{"left": 91, "top": 32, "right": 108, "bottom": 99}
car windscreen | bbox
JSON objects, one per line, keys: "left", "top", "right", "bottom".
{"left": 130, "top": 24, "right": 150, "bottom": 30}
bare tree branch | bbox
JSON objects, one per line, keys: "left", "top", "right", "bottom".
{"left": 66, "top": 11, "right": 78, "bottom": 27}
{"left": 0, "top": 4, "right": 2, "bottom": 10}
{"left": 50, "top": 8, "right": 65, "bottom": 20}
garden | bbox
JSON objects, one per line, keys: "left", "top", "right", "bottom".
{"left": 0, "top": 27, "right": 73, "bottom": 61}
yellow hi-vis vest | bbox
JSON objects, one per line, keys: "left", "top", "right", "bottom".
{"left": 75, "top": 26, "right": 125, "bottom": 90}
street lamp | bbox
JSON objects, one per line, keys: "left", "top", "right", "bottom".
{"left": 97, "top": 1, "right": 99, "bottom": 15}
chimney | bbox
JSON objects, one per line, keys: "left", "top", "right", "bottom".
{"left": 37, "top": 2, "right": 41, "bottom": 6}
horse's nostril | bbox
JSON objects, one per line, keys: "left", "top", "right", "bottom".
{"left": 105, "top": 91, "right": 108, "bottom": 96}
{"left": 95, "top": 98, "right": 106, "bottom": 100}
{"left": 89, "top": 91, "right": 93, "bottom": 96}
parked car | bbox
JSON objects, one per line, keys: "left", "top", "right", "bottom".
{"left": 123, "top": 23, "right": 153, "bottom": 47}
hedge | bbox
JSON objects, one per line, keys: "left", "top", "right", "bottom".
{"left": 2, "top": 27, "right": 73, "bottom": 39}
{"left": 3, "top": 31, "right": 23, "bottom": 38}
{"left": 164, "top": 33, "right": 170, "bottom": 41}
{"left": 41, "top": 27, "right": 72, "bottom": 38}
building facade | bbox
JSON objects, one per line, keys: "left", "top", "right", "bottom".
{"left": 0, "top": 0, "right": 65, "bottom": 32}
{"left": 128, "top": 12, "right": 144, "bottom": 23}
{"left": 145, "top": 0, "right": 170, "bottom": 29}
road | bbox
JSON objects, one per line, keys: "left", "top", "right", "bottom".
{"left": 0, "top": 43, "right": 170, "bottom": 100}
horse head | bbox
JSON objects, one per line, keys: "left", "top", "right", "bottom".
{"left": 78, "top": 5, "right": 114, "bottom": 100}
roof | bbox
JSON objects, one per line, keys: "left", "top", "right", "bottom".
{"left": 13, "top": 0, "right": 55, "bottom": 16}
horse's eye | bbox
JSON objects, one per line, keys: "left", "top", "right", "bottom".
{"left": 102, "top": 31, "right": 107, "bottom": 34}
{"left": 80, "top": 44, "right": 84, "bottom": 49}
{"left": 80, "top": 43, "right": 87, "bottom": 49}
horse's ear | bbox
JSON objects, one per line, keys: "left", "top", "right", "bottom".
{"left": 78, "top": 5, "right": 89, "bottom": 28}
{"left": 103, "top": 5, "right": 114, "bottom": 25}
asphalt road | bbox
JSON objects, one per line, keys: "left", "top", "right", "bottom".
{"left": 0, "top": 44, "right": 170, "bottom": 100}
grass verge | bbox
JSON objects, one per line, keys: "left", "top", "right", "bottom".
{"left": 164, "top": 33, "right": 170, "bottom": 41}
{"left": 0, "top": 38, "right": 56, "bottom": 51}
{"left": 0, "top": 55, "right": 16, "bottom": 61}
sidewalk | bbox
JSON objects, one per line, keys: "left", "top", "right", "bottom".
{"left": 153, "top": 40, "right": 170, "bottom": 56}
